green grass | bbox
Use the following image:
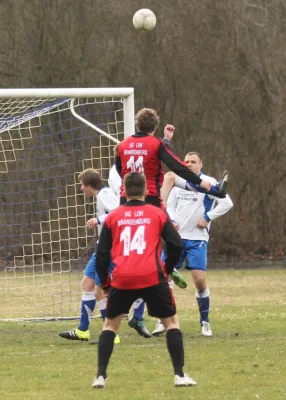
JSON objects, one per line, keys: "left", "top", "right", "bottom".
{"left": 1, "top": 268, "right": 286, "bottom": 400}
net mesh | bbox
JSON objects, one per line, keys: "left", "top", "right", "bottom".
{"left": 0, "top": 96, "right": 125, "bottom": 320}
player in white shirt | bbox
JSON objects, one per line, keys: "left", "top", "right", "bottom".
{"left": 59, "top": 168, "right": 120, "bottom": 343}
{"left": 153, "top": 152, "right": 233, "bottom": 337}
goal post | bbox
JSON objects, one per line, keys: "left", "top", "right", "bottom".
{"left": 0, "top": 87, "right": 135, "bottom": 321}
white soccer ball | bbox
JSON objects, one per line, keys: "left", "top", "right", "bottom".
{"left": 132, "top": 9, "right": 156, "bottom": 32}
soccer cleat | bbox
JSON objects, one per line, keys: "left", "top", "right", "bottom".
{"left": 215, "top": 170, "right": 228, "bottom": 198}
{"left": 92, "top": 375, "right": 105, "bottom": 389}
{"left": 58, "top": 328, "right": 90, "bottom": 341}
{"left": 114, "top": 334, "right": 120, "bottom": 344}
{"left": 152, "top": 320, "right": 165, "bottom": 336}
{"left": 128, "top": 317, "right": 152, "bottom": 338}
{"left": 174, "top": 373, "right": 197, "bottom": 387}
{"left": 170, "top": 268, "right": 188, "bottom": 289}
{"left": 201, "top": 321, "right": 212, "bottom": 337}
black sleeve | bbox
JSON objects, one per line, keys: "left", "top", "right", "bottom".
{"left": 161, "top": 218, "right": 182, "bottom": 274}
{"left": 158, "top": 141, "right": 202, "bottom": 185}
{"left": 96, "top": 223, "right": 112, "bottom": 287}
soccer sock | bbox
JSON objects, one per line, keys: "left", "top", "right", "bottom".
{"left": 196, "top": 287, "right": 210, "bottom": 323}
{"left": 133, "top": 298, "right": 145, "bottom": 320}
{"left": 166, "top": 328, "right": 184, "bottom": 377}
{"left": 77, "top": 291, "right": 96, "bottom": 331}
{"left": 185, "top": 181, "right": 222, "bottom": 196}
{"left": 97, "top": 330, "right": 116, "bottom": 379}
{"left": 98, "top": 298, "right": 107, "bottom": 321}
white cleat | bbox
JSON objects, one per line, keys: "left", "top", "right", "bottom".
{"left": 175, "top": 373, "right": 197, "bottom": 387}
{"left": 92, "top": 375, "right": 105, "bottom": 389}
{"left": 152, "top": 320, "right": 165, "bottom": 336}
{"left": 201, "top": 321, "right": 212, "bottom": 337}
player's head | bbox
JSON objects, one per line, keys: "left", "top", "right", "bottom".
{"left": 78, "top": 168, "right": 103, "bottom": 196}
{"left": 184, "top": 152, "right": 203, "bottom": 175}
{"left": 124, "top": 172, "right": 147, "bottom": 200}
{"left": 135, "top": 108, "right": 159, "bottom": 135}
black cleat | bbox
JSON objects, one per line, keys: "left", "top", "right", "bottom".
{"left": 215, "top": 170, "right": 228, "bottom": 198}
{"left": 128, "top": 317, "right": 152, "bottom": 338}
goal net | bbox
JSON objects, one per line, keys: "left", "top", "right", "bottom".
{"left": 0, "top": 88, "right": 134, "bottom": 321}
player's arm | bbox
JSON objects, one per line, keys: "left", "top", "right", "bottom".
{"left": 204, "top": 194, "right": 233, "bottom": 223}
{"left": 158, "top": 141, "right": 202, "bottom": 185}
{"left": 161, "top": 217, "right": 182, "bottom": 275}
{"left": 162, "top": 124, "right": 175, "bottom": 149}
{"left": 97, "top": 191, "right": 119, "bottom": 226}
{"left": 96, "top": 221, "right": 112, "bottom": 288}
{"left": 108, "top": 165, "right": 122, "bottom": 197}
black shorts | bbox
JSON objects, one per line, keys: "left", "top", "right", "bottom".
{"left": 120, "top": 195, "right": 164, "bottom": 210}
{"left": 106, "top": 281, "right": 176, "bottom": 319}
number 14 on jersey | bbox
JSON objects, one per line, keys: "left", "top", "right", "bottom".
{"left": 120, "top": 226, "right": 146, "bottom": 256}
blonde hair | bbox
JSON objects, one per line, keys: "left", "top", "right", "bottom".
{"left": 135, "top": 108, "right": 159, "bottom": 133}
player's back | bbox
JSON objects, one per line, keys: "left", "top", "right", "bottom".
{"left": 105, "top": 200, "right": 167, "bottom": 289}
{"left": 118, "top": 134, "right": 164, "bottom": 197}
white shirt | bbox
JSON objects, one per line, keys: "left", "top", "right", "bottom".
{"left": 167, "top": 173, "right": 233, "bottom": 241}
{"left": 96, "top": 187, "right": 119, "bottom": 235}
{"left": 108, "top": 164, "right": 122, "bottom": 198}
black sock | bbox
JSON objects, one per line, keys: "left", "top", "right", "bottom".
{"left": 97, "top": 330, "right": 116, "bottom": 378}
{"left": 166, "top": 328, "right": 184, "bottom": 377}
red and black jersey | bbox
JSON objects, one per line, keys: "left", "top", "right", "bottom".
{"left": 96, "top": 200, "right": 182, "bottom": 290}
{"left": 116, "top": 133, "right": 202, "bottom": 198}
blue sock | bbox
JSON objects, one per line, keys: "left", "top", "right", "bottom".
{"left": 196, "top": 287, "right": 210, "bottom": 324}
{"left": 185, "top": 181, "right": 221, "bottom": 197}
{"left": 78, "top": 291, "right": 96, "bottom": 331}
{"left": 98, "top": 299, "right": 107, "bottom": 321}
{"left": 133, "top": 298, "right": 145, "bottom": 320}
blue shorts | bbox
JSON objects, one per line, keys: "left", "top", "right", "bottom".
{"left": 162, "top": 239, "right": 207, "bottom": 271}
{"left": 84, "top": 253, "right": 115, "bottom": 286}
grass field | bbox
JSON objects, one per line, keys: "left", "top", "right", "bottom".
{"left": 1, "top": 267, "right": 285, "bottom": 400}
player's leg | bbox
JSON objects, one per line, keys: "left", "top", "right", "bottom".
{"left": 161, "top": 171, "right": 176, "bottom": 204}
{"left": 170, "top": 172, "right": 229, "bottom": 199}
{"left": 92, "top": 288, "right": 138, "bottom": 388}
{"left": 128, "top": 298, "right": 152, "bottom": 338}
{"left": 95, "top": 261, "right": 120, "bottom": 344}
{"left": 144, "top": 282, "right": 197, "bottom": 387}
{"left": 58, "top": 254, "right": 97, "bottom": 341}
{"left": 187, "top": 240, "right": 212, "bottom": 336}
{"left": 152, "top": 246, "right": 187, "bottom": 336}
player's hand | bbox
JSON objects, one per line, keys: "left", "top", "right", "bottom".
{"left": 197, "top": 218, "right": 209, "bottom": 229}
{"left": 199, "top": 179, "right": 212, "bottom": 191}
{"left": 164, "top": 124, "right": 175, "bottom": 141}
{"left": 86, "top": 218, "right": 98, "bottom": 229}
{"left": 102, "top": 288, "right": 109, "bottom": 297}
{"left": 172, "top": 222, "right": 179, "bottom": 231}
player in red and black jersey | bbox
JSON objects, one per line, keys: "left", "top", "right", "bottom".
{"left": 116, "top": 108, "right": 227, "bottom": 208}
{"left": 92, "top": 172, "right": 197, "bottom": 389}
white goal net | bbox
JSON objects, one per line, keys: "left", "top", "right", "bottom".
{"left": 0, "top": 88, "right": 134, "bottom": 320}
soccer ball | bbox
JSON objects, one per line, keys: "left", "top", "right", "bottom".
{"left": 132, "top": 9, "right": 156, "bottom": 32}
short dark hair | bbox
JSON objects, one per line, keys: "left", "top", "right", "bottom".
{"left": 135, "top": 108, "right": 159, "bottom": 133}
{"left": 124, "top": 172, "right": 146, "bottom": 198}
{"left": 185, "top": 152, "right": 202, "bottom": 161}
{"left": 78, "top": 168, "right": 103, "bottom": 190}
